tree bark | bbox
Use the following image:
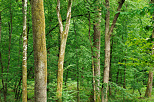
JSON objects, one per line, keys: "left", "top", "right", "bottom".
{"left": 0, "top": 11, "right": 2, "bottom": 102}
{"left": 31, "top": 0, "right": 47, "bottom": 102}
{"left": 93, "top": 10, "right": 101, "bottom": 102}
{"left": 22, "top": 0, "right": 27, "bottom": 101}
{"left": 145, "top": 71, "right": 153, "bottom": 97}
{"left": 102, "top": 0, "right": 125, "bottom": 102}
{"left": 145, "top": 0, "right": 154, "bottom": 98}
{"left": 56, "top": 0, "right": 72, "bottom": 101}
{"left": 102, "top": 0, "right": 110, "bottom": 101}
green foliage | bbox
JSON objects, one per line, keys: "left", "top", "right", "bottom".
{"left": 0, "top": 0, "right": 154, "bottom": 101}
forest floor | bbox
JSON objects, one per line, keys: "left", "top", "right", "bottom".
{"left": 1, "top": 80, "right": 154, "bottom": 102}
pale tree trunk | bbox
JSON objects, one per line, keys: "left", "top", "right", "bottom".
{"left": 56, "top": 0, "right": 72, "bottom": 101}
{"left": 145, "top": 0, "right": 154, "bottom": 97}
{"left": 31, "top": 0, "right": 47, "bottom": 102}
{"left": 102, "top": 0, "right": 125, "bottom": 102}
{"left": 22, "top": 0, "right": 27, "bottom": 102}
{"left": 102, "top": 0, "right": 110, "bottom": 101}
{"left": 93, "top": 3, "right": 101, "bottom": 101}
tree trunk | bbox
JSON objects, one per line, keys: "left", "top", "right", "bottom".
{"left": 93, "top": 15, "right": 101, "bottom": 102}
{"left": 145, "top": 71, "right": 153, "bottom": 97}
{"left": 92, "top": 1, "right": 101, "bottom": 101}
{"left": 87, "top": 12, "right": 95, "bottom": 102}
{"left": 0, "top": 11, "right": 2, "bottom": 102}
{"left": 109, "top": 37, "right": 113, "bottom": 96}
{"left": 102, "top": 0, "right": 110, "bottom": 101}
{"left": 145, "top": 0, "right": 154, "bottom": 98}
{"left": 3, "top": 3, "right": 13, "bottom": 101}
{"left": 31, "top": 0, "right": 47, "bottom": 101}
{"left": 0, "top": 11, "right": 2, "bottom": 44}
{"left": 22, "top": 0, "right": 27, "bottom": 101}
{"left": 102, "top": 0, "right": 125, "bottom": 102}
{"left": 0, "top": 11, "right": 4, "bottom": 101}
{"left": 56, "top": 0, "right": 72, "bottom": 101}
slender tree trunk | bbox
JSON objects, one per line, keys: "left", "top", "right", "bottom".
{"left": 93, "top": 17, "right": 101, "bottom": 102}
{"left": 93, "top": 1, "right": 101, "bottom": 101}
{"left": 87, "top": 12, "right": 95, "bottom": 102}
{"left": 102, "top": 0, "right": 125, "bottom": 102}
{"left": 73, "top": 19, "right": 80, "bottom": 102}
{"left": 31, "top": 0, "right": 47, "bottom": 101}
{"left": 102, "top": 0, "right": 110, "bottom": 101}
{"left": 0, "top": 11, "right": 2, "bottom": 102}
{"left": 109, "top": 37, "right": 113, "bottom": 96}
{"left": 145, "top": 0, "right": 154, "bottom": 98}
{"left": 0, "top": 11, "right": 2, "bottom": 42}
{"left": 56, "top": 0, "right": 72, "bottom": 101}
{"left": 22, "top": 0, "right": 27, "bottom": 101}
{"left": 123, "top": 58, "right": 126, "bottom": 89}
{"left": 3, "top": 3, "right": 13, "bottom": 101}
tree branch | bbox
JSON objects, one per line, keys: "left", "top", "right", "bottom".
{"left": 109, "top": 0, "right": 125, "bottom": 36}
{"left": 56, "top": 0, "right": 63, "bottom": 36}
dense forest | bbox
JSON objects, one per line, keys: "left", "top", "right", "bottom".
{"left": 0, "top": 0, "right": 154, "bottom": 102}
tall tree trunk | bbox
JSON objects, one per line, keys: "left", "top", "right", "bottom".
{"left": 3, "top": 3, "right": 13, "bottom": 101}
{"left": 31, "top": 0, "right": 47, "bottom": 101}
{"left": 0, "top": 11, "right": 2, "bottom": 45}
{"left": 0, "top": 11, "right": 5, "bottom": 102}
{"left": 56, "top": 0, "right": 72, "bottom": 101}
{"left": 93, "top": 13, "right": 101, "bottom": 102}
{"left": 93, "top": 1, "right": 101, "bottom": 101}
{"left": 0, "top": 11, "right": 2, "bottom": 102}
{"left": 87, "top": 11, "right": 95, "bottom": 102}
{"left": 102, "top": 0, "right": 125, "bottom": 102}
{"left": 109, "top": 37, "right": 113, "bottom": 96}
{"left": 145, "top": 0, "right": 154, "bottom": 98}
{"left": 22, "top": 0, "right": 27, "bottom": 101}
{"left": 102, "top": 0, "right": 110, "bottom": 101}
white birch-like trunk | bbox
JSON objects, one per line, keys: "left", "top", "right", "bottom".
{"left": 22, "top": 0, "right": 27, "bottom": 102}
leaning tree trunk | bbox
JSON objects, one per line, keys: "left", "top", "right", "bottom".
{"left": 31, "top": 0, "right": 47, "bottom": 102}
{"left": 102, "top": 0, "right": 125, "bottom": 102}
{"left": 145, "top": 0, "right": 154, "bottom": 97}
{"left": 22, "top": 0, "right": 27, "bottom": 101}
{"left": 56, "top": 0, "right": 72, "bottom": 101}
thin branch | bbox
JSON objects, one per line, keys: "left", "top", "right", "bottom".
{"left": 109, "top": 0, "right": 125, "bottom": 35}
{"left": 56, "top": 0, "right": 63, "bottom": 36}
{"left": 64, "top": 0, "right": 72, "bottom": 35}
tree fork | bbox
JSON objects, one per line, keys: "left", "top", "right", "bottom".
{"left": 56, "top": 0, "right": 72, "bottom": 101}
